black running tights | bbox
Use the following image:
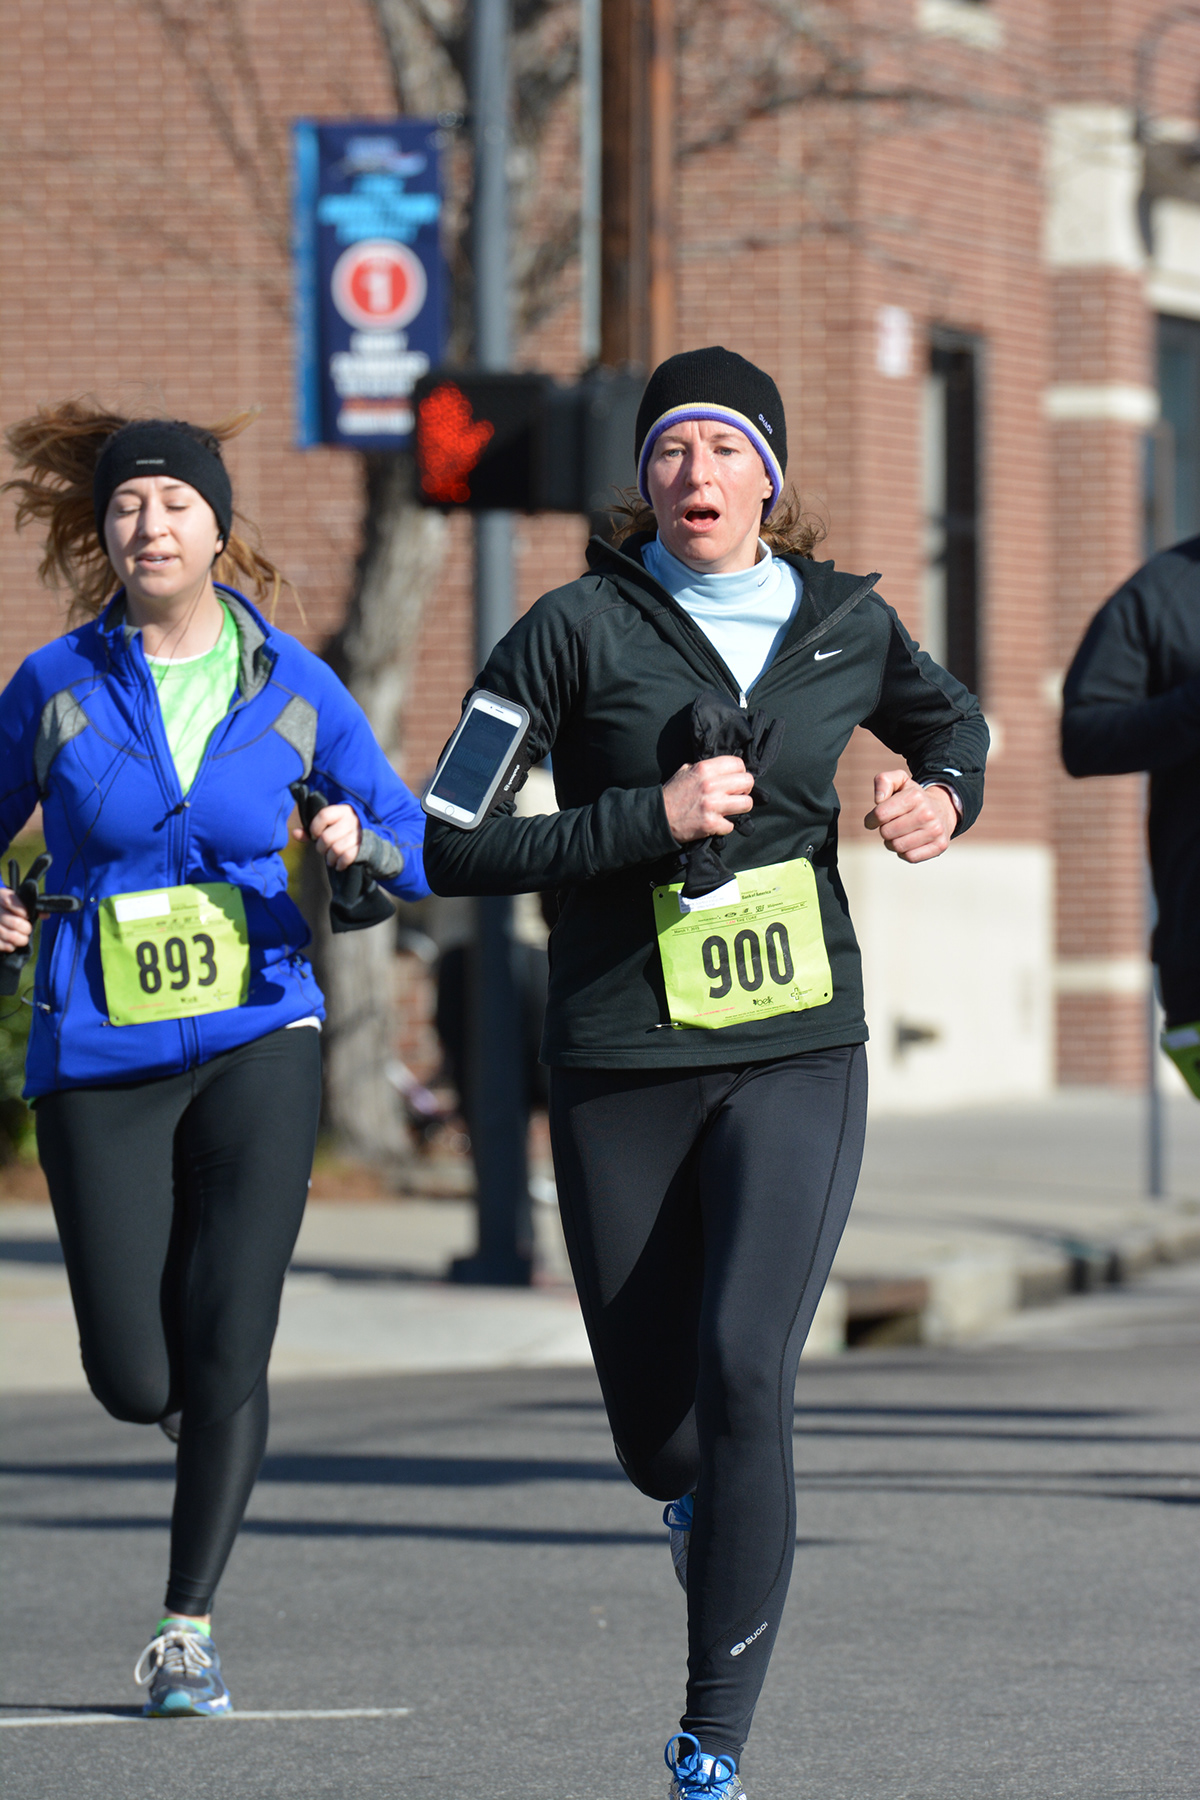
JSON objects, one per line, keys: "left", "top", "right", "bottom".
{"left": 36, "top": 1026, "right": 321, "bottom": 1616}
{"left": 549, "top": 1045, "right": 867, "bottom": 1763}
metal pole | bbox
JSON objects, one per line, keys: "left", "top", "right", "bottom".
{"left": 453, "top": 0, "right": 532, "bottom": 1284}
{"left": 472, "top": 0, "right": 510, "bottom": 374}
{"left": 580, "top": 0, "right": 602, "bottom": 366}
{"left": 1144, "top": 423, "right": 1176, "bottom": 1201}
{"left": 1145, "top": 845, "right": 1163, "bottom": 1205}
{"left": 1147, "top": 843, "right": 1165, "bottom": 1198}
{"left": 1147, "top": 958, "right": 1166, "bottom": 1198}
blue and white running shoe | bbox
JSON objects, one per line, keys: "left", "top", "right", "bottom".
{"left": 665, "top": 1733, "right": 745, "bottom": 1798}
{"left": 663, "top": 1492, "right": 694, "bottom": 1591}
{"left": 135, "top": 1620, "right": 232, "bottom": 1717}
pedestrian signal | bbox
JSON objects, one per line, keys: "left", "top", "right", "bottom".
{"left": 414, "top": 373, "right": 549, "bottom": 511}
{"left": 413, "top": 368, "right": 642, "bottom": 515}
{"left": 416, "top": 384, "right": 495, "bottom": 503}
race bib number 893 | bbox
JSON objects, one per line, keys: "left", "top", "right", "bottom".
{"left": 99, "top": 883, "right": 251, "bottom": 1026}
{"left": 652, "top": 858, "right": 832, "bottom": 1031}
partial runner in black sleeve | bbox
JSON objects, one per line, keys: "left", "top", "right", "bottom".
{"left": 425, "top": 346, "right": 989, "bottom": 1800}
{"left": 1062, "top": 534, "right": 1200, "bottom": 1064}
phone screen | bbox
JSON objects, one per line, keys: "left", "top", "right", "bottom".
{"left": 429, "top": 708, "right": 522, "bottom": 814}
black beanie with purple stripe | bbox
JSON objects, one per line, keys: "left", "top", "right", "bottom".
{"left": 635, "top": 346, "right": 787, "bottom": 509}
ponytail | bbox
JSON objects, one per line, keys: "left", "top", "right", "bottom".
{"left": 3, "top": 397, "right": 294, "bottom": 623}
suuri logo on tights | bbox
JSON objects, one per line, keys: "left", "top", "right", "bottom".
{"left": 729, "top": 1621, "right": 768, "bottom": 1657}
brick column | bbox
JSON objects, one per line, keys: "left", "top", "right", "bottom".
{"left": 1046, "top": 20, "right": 1158, "bottom": 1084}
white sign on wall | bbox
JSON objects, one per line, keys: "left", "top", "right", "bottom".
{"left": 876, "top": 305, "right": 914, "bottom": 378}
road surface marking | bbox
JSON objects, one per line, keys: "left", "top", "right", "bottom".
{"left": 0, "top": 1706, "right": 411, "bottom": 1728}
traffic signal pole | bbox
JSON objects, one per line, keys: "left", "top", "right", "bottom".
{"left": 452, "top": 0, "right": 534, "bottom": 1285}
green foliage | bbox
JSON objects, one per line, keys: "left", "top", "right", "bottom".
{"left": 0, "top": 974, "right": 35, "bottom": 1163}
{"left": 0, "top": 838, "right": 45, "bottom": 1163}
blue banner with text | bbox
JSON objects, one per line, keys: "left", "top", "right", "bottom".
{"left": 293, "top": 119, "right": 446, "bottom": 450}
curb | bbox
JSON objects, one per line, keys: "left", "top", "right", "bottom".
{"left": 824, "top": 1205, "right": 1200, "bottom": 1350}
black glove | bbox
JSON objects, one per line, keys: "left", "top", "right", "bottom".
{"left": 0, "top": 853, "right": 81, "bottom": 996}
{"left": 290, "top": 784, "right": 396, "bottom": 934}
{"left": 680, "top": 693, "right": 786, "bottom": 900}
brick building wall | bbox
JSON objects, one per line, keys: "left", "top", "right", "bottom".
{"left": 1044, "top": 2, "right": 1200, "bottom": 1083}
{"left": 5, "top": 0, "right": 1200, "bottom": 1100}
{"left": 0, "top": 0, "right": 407, "bottom": 671}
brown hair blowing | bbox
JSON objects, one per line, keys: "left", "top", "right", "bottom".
{"left": 609, "top": 485, "right": 827, "bottom": 559}
{"left": 2, "top": 396, "right": 292, "bottom": 623}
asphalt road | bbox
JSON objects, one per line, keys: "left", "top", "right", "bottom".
{"left": 2, "top": 1277, "right": 1199, "bottom": 1800}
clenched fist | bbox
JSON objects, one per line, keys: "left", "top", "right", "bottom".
{"left": 864, "top": 771, "right": 956, "bottom": 864}
{"left": 663, "top": 757, "right": 756, "bottom": 845}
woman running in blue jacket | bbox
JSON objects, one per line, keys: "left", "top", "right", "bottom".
{"left": 0, "top": 400, "right": 429, "bottom": 1716}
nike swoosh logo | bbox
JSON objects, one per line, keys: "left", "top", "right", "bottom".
{"left": 813, "top": 648, "right": 843, "bottom": 661}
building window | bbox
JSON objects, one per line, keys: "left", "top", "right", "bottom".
{"left": 1156, "top": 314, "right": 1200, "bottom": 545}
{"left": 917, "top": 0, "right": 1003, "bottom": 52}
{"left": 922, "top": 331, "right": 982, "bottom": 693}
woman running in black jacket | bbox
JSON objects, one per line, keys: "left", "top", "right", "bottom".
{"left": 424, "top": 347, "right": 988, "bottom": 1798}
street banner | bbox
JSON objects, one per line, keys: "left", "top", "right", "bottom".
{"left": 293, "top": 120, "right": 446, "bottom": 450}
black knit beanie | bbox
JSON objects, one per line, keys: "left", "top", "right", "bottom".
{"left": 93, "top": 421, "right": 234, "bottom": 550}
{"left": 635, "top": 346, "right": 787, "bottom": 510}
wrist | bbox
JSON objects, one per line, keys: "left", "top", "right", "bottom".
{"left": 921, "top": 780, "right": 962, "bottom": 823}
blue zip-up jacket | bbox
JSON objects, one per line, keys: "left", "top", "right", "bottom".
{"left": 0, "top": 587, "right": 429, "bottom": 1096}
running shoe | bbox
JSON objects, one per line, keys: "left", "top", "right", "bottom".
{"left": 135, "top": 1620, "right": 231, "bottom": 1717}
{"left": 663, "top": 1492, "right": 694, "bottom": 1591}
{"left": 665, "top": 1733, "right": 745, "bottom": 1798}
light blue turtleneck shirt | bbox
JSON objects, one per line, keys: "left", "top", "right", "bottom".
{"left": 642, "top": 536, "right": 803, "bottom": 700}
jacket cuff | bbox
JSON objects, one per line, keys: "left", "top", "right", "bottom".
{"left": 356, "top": 827, "right": 405, "bottom": 882}
{"left": 649, "top": 784, "right": 682, "bottom": 856}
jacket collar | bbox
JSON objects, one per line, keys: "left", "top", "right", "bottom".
{"left": 98, "top": 584, "right": 276, "bottom": 701}
{"left": 584, "top": 532, "right": 743, "bottom": 696}
{"left": 584, "top": 534, "right": 879, "bottom": 690}
{"left": 587, "top": 534, "right": 863, "bottom": 624}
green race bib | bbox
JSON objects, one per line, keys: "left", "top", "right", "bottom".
{"left": 99, "top": 884, "right": 250, "bottom": 1026}
{"left": 652, "top": 858, "right": 832, "bottom": 1031}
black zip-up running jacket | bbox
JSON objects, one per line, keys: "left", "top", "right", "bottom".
{"left": 1062, "top": 532, "right": 1200, "bottom": 1022}
{"left": 425, "top": 535, "right": 989, "bottom": 1068}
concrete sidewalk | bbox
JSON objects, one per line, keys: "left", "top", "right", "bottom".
{"left": 842, "top": 1086, "right": 1200, "bottom": 1343}
{"left": 3, "top": 1089, "right": 1200, "bottom": 1392}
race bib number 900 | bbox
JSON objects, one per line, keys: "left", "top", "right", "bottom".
{"left": 99, "top": 884, "right": 250, "bottom": 1026}
{"left": 652, "top": 858, "right": 832, "bottom": 1031}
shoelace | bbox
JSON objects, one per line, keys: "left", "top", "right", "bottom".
{"left": 134, "top": 1626, "right": 214, "bottom": 1688}
{"left": 666, "top": 1732, "right": 738, "bottom": 1795}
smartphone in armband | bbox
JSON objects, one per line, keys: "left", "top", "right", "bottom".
{"left": 422, "top": 691, "right": 532, "bottom": 831}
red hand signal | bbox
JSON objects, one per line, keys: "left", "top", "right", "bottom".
{"left": 417, "top": 384, "right": 496, "bottom": 503}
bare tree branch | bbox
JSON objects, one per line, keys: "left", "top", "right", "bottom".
{"left": 678, "top": 0, "right": 1045, "bottom": 167}
{"left": 139, "top": 0, "right": 291, "bottom": 259}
